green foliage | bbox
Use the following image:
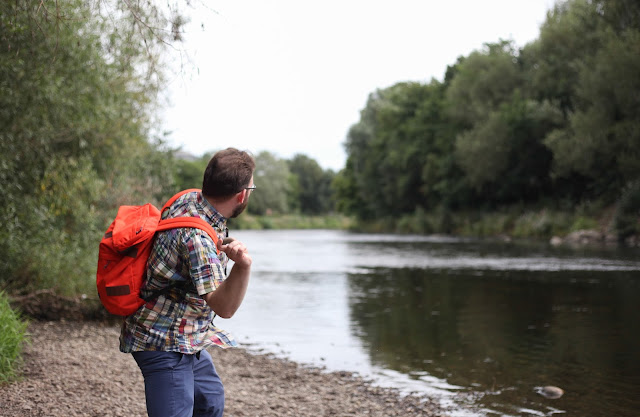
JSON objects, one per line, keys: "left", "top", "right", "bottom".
{"left": 525, "top": 0, "right": 607, "bottom": 114}
{"left": 455, "top": 110, "right": 511, "bottom": 188}
{"left": 0, "top": 291, "right": 29, "bottom": 383}
{"left": 449, "top": 42, "right": 558, "bottom": 204}
{"left": 396, "top": 207, "right": 434, "bottom": 234}
{"left": 13, "top": 157, "right": 105, "bottom": 294}
{"left": 171, "top": 150, "right": 339, "bottom": 219}
{"left": 336, "top": 0, "right": 640, "bottom": 242}
{"left": 544, "top": 28, "right": 640, "bottom": 196}
{"left": 352, "top": 206, "right": 601, "bottom": 240}
{"left": 446, "top": 41, "right": 524, "bottom": 127}
{"left": 0, "top": 0, "right": 180, "bottom": 295}
{"left": 229, "top": 213, "right": 353, "bottom": 230}
{"left": 332, "top": 160, "right": 365, "bottom": 216}
{"left": 511, "top": 210, "right": 573, "bottom": 238}
{"left": 288, "top": 154, "right": 335, "bottom": 215}
{"left": 613, "top": 181, "right": 640, "bottom": 240}
{"left": 570, "top": 216, "right": 600, "bottom": 232}
{"left": 248, "top": 151, "right": 292, "bottom": 215}
{"left": 173, "top": 155, "right": 210, "bottom": 191}
{"left": 340, "top": 81, "right": 464, "bottom": 219}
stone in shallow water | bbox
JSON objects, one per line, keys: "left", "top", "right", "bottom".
{"left": 535, "top": 385, "right": 564, "bottom": 399}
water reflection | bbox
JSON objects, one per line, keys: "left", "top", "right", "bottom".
{"left": 347, "top": 268, "right": 640, "bottom": 416}
{"left": 226, "top": 230, "right": 640, "bottom": 417}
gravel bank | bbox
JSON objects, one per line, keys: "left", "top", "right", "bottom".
{"left": 0, "top": 321, "right": 447, "bottom": 416}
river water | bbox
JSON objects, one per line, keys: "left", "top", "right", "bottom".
{"left": 222, "top": 229, "right": 640, "bottom": 417}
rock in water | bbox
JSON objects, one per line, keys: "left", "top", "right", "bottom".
{"left": 536, "top": 386, "right": 564, "bottom": 399}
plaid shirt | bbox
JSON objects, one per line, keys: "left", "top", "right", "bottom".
{"left": 120, "top": 191, "right": 237, "bottom": 353}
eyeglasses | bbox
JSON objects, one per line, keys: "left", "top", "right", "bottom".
{"left": 245, "top": 185, "right": 257, "bottom": 191}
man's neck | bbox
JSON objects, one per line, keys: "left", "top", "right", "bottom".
{"left": 204, "top": 194, "right": 234, "bottom": 219}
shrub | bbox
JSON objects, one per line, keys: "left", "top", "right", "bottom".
{"left": 614, "top": 181, "right": 640, "bottom": 241}
{"left": 0, "top": 291, "right": 29, "bottom": 383}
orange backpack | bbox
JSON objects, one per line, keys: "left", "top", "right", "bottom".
{"left": 96, "top": 189, "right": 218, "bottom": 316}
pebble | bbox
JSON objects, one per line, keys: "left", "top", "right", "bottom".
{"left": 536, "top": 385, "right": 564, "bottom": 399}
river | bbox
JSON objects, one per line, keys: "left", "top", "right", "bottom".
{"left": 222, "top": 229, "right": 640, "bottom": 417}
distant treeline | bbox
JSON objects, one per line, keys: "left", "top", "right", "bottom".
{"left": 332, "top": 0, "right": 640, "bottom": 238}
{"left": 175, "top": 152, "right": 336, "bottom": 217}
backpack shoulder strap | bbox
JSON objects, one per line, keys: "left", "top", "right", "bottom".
{"left": 156, "top": 217, "right": 218, "bottom": 247}
{"left": 161, "top": 188, "right": 201, "bottom": 212}
{"left": 156, "top": 189, "right": 220, "bottom": 250}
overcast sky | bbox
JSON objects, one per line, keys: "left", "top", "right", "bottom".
{"left": 162, "top": 0, "right": 556, "bottom": 171}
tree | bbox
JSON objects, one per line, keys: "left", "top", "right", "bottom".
{"left": 338, "top": 0, "right": 640, "bottom": 226}
{"left": 173, "top": 154, "right": 211, "bottom": 191}
{"left": 332, "top": 160, "right": 363, "bottom": 217}
{"left": 247, "top": 151, "right": 292, "bottom": 215}
{"left": 535, "top": 0, "right": 640, "bottom": 200}
{"left": 523, "top": 0, "right": 606, "bottom": 117}
{"left": 446, "top": 41, "right": 560, "bottom": 204}
{"left": 339, "top": 80, "right": 468, "bottom": 219}
{"left": 544, "top": 29, "right": 640, "bottom": 197}
{"left": 0, "top": 0, "right": 184, "bottom": 294}
{"left": 288, "top": 154, "right": 334, "bottom": 215}
{"left": 445, "top": 41, "right": 524, "bottom": 128}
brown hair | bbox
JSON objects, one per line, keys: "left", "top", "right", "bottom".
{"left": 202, "top": 148, "right": 255, "bottom": 199}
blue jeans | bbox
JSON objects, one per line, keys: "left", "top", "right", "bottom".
{"left": 132, "top": 350, "right": 224, "bottom": 417}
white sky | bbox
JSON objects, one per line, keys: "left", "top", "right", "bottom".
{"left": 162, "top": 0, "right": 556, "bottom": 171}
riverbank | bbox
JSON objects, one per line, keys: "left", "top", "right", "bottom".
{"left": 229, "top": 207, "right": 639, "bottom": 248}
{"left": 229, "top": 213, "right": 353, "bottom": 231}
{"left": 0, "top": 320, "right": 446, "bottom": 416}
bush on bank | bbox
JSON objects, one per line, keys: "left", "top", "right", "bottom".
{"left": 0, "top": 1, "right": 178, "bottom": 297}
{"left": 351, "top": 205, "right": 617, "bottom": 241}
{"left": 0, "top": 291, "right": 29, "bottom": 383}
{"left": 228, "top": 207, "right": 622, "bottom": 244}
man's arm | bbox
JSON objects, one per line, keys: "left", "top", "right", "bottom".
{"left": 204, "top": 238, "right": 252, "bottom": 318}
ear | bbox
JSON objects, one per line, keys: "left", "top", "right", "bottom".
{"left": 236, "top": 189, "right": 247, "bottom": 203}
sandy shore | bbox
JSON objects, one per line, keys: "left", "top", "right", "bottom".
{"left": 0, "top": 321, "right": 448, "bottom": 416}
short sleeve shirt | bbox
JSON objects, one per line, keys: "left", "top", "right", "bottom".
{"left": 119, "top": 191, "right": 237, "bottom": 353}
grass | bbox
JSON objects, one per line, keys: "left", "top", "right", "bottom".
{"left": 229, "top": 213, "right": 354, "bottom": 230}
{"left": 228, "top": 206, "right": 612, "bottom": 241}
{"left": 351, "top": 206, "right": 609, "bottom": 240}
{"left": 0, "top": 291, "right": 29, "bottom": 383}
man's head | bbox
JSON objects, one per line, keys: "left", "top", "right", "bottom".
{"left": 202, "top": 148, "right": 255, "bottom": 217}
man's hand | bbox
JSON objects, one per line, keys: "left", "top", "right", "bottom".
{"left": 205, "top": 236, "right": 252, "bottom": 318}
{"left": 218, "top": 237, "right": 252, "bottom": 269}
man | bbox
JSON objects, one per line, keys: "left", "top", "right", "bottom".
{"left": 120, "top": 148, "right": 255, "bottom": 417}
